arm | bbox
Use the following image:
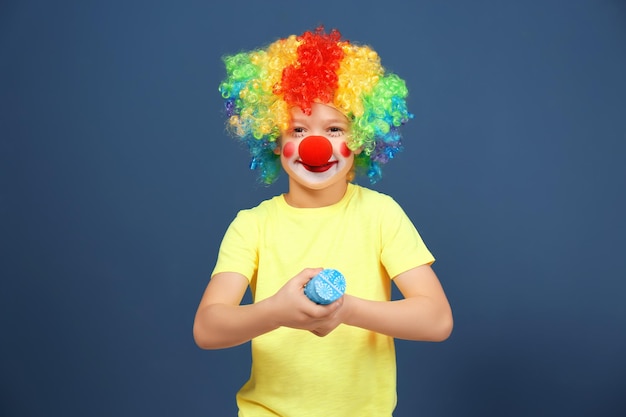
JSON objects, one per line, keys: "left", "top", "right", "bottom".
{"left": 193, "top": 268, "right": 344, "bottom": 349}
{"left": 326, "top": 264, "right": 453, "bottom": 341}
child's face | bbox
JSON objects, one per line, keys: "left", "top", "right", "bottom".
{"left": 278, "top": 103, "right": 357, "bottom": 191}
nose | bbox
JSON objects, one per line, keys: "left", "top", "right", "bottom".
{"left": 298, "top": 135, "right": 333, "bottom": 166}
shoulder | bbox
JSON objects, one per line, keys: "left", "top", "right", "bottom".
{"left": 351, "top": 184, "right": 401, "bottom": 211}
{"left": 232, "top": 194, "right": 284, "bottom": 223}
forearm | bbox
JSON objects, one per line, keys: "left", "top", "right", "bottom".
{"left": 343, "top": 294, "right": 453, "bottom": 342}
{"left": 193, "top": 298, "right": 279, "bottom": 349}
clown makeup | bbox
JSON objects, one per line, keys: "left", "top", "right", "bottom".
{"left": 278, "top": 103, "right": 358, "bottom": 191}
{"left": 219, "top": 26, "right": 412, "bottom": 185}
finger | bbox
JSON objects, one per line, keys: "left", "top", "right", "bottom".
{"left": 321, "top": 296, "right": 344, "bottom": 312}
{"left": 306, "top": 302, "right": 342, "bottom": 320}
{"left": 294, "top": 267, "right": 324, "bottom": 287}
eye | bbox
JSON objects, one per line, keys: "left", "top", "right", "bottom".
{"left": 327, "top": 126, "right": 345, "bottom": 137}
{"left": 291, "top": 126, "right": 306, "bottom": 138}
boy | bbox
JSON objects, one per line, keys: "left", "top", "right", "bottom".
{"left": 194, "top": 27, "right": 453, "bottom": 417}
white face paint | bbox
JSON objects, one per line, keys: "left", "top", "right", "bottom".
{"left": 279, "top": 103, "right": 356, "bottom": 191}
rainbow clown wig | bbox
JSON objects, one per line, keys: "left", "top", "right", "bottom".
{"left": 218, "top": 26, "right": 413, "bottom": 184}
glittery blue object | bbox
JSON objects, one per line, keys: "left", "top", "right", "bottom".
{"left": 304, "top": 269, "right": 346, "bottom": 305}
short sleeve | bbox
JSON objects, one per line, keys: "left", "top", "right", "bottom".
{"left": 379, "top": 197, "right": 434, "bottom": 279}
{"left": 211, "top": 209, "right": 259, "bottom": 282}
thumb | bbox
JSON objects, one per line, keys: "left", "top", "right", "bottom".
{"left": 295, "top": 267, "right": 324, "bottom": 287}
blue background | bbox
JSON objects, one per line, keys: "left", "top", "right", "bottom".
{"left": 2, "top": 0, "right": 625, "bottom": 416}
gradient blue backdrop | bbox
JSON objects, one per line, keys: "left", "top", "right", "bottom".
{"left": 2, "top": 0, "right": 625, "bottom": 416}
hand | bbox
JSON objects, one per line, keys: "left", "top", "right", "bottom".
{"left": 309, "top": 294, "right": 346, "bottom": 337}
{"left": 268, "top": 268, "right": 345, "bottom": 335}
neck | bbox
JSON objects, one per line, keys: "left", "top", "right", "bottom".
{"left": 284, "top": 180, "right": 350, "bottom": 208}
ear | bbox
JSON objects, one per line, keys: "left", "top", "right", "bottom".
{"left": 272, "top": 142, "right": 281, "bottom": 155}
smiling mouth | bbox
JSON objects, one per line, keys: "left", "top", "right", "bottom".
{"left": 299, "top": 160, "right": 338, "bottom": 173}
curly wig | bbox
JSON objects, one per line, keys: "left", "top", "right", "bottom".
{"left": 218, "top": 26, "right": 413, "bottom": 184}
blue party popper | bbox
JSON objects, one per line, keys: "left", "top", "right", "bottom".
{"left": 304, "top": 269, "right": 346, "bottom": 305}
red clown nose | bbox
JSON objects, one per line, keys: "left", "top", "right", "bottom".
{"left": 298, "top": 135, "right": 333, "bottom": 166}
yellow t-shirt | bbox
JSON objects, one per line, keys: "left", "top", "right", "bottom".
{"left": 212, "top": 184, "right": 434, "bottom": 417}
